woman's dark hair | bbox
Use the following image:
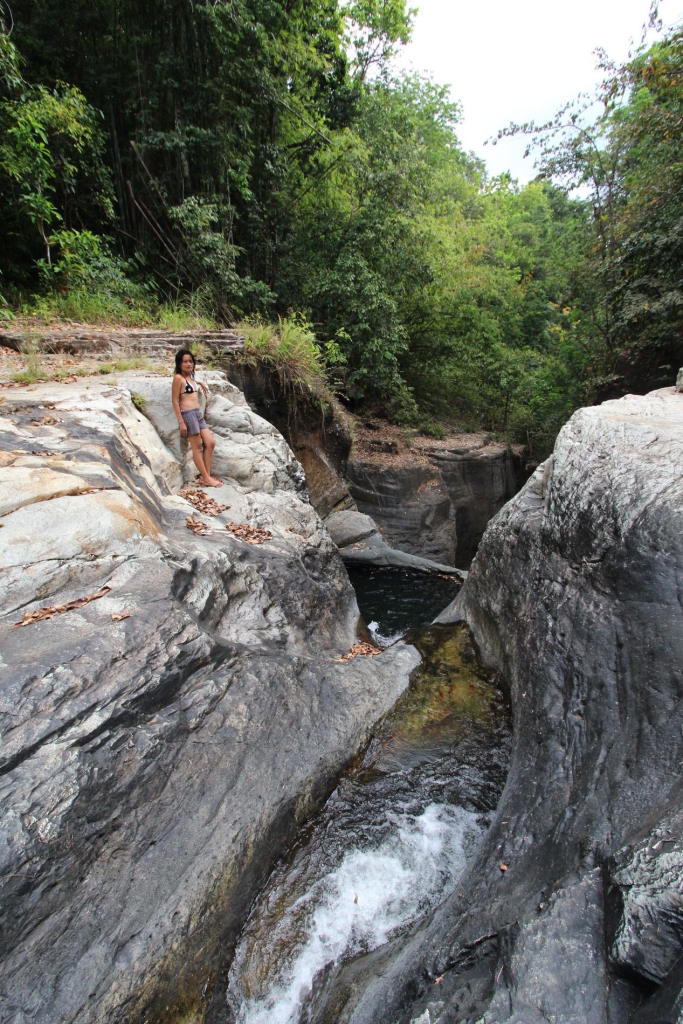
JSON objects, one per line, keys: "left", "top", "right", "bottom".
{"left": 175, "top": 349, "right": 196, "bottom": 375}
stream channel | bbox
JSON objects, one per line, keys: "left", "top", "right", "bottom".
{"left": 227, "top": 567, "right": 512, "bottom": 1024}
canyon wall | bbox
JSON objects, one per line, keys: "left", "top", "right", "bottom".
{"left": 347, "top": 434, "right": 527, "bottom": 569}
{"left": 306, "top": 385, "right": 683, "bottom": 1024}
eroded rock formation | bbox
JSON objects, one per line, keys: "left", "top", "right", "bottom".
{"left": 347, "top": 432, "right": 527, "bottom": 569}
{"left": 325, "top": 509, "right": 465, "bottom": 577}
{"left": 305, "top": 385, "right": 683, "bottom": 1024}
{"left": 0, "top": 371, "right": 419, "bottom": 1024}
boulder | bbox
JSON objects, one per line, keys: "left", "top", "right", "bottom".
{"left": 325, "top": 509, "right": 378, "bottom": 548}
{"left": 677, "top": 366, "right": 683, "bottom": 391}
{"left": 325, "top": 509, "right": 466, "bottom": 578}
{"left": 306, "top": 385, "right": 683, "bottom": 1024}
{"left": 0, "top": 373, "right": 420, "bottom": 1024}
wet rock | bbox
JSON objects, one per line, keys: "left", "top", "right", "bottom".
{"left": 305, "top": 385, "right": 683, "bottom": 1024}
{"left": 327, "top": 509, "right": 465, "bottom": 578}
{"left": 608, "top": 806, "right": 683, "bottom": 984}
{"left": 0, "top": 373, "right": 420, "bottom": 1023}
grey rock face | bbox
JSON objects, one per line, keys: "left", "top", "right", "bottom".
{"left": 425, "top": 436, "right": 524, "bottom": 567}
{"left": 609, "top": 804, "right": 683, "bottom": 985}
{"left": 306, "top": 386, "right": 683, "bottom": 1024}
{"left": 347, "top": 436, "right": 526, "bottom": 569}
{"left": 345, "top": 462, "right": 456, "bottom": 565}
{"left": 325, "top": 509, "right": 466, "bottom": 577}
{"left": 0, "top": 373, "right": 420, "bottom": 1023}
{"left": 677, "top": 366, "right": 683, "bottom": 391}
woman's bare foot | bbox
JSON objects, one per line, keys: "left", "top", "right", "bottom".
{"left": 202, "top": 476, "right": 222, "bottom": 487}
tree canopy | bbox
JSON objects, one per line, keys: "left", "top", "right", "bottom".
{"left": 2, "top": 1, "right": 682, "bottom": 456}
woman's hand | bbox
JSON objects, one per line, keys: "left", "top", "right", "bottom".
{"left": 199, "top": 381, "right": 210, "bottom": 396}
{"left": 179, "top": 420, "right": 188, "bottom": 437}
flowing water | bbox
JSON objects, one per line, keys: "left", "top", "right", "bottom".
{"left": 227, "top": 569, "right": 510, "bottom": 1024}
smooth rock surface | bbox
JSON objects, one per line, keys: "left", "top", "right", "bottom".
{"left": 306, "top": 386, "right": 683, "bottom": 1024}
{"left": 326, "top": 509, "right": 466, "bottom": 578}
{"left": 0, "top": 373, "right": 420, "bottom": 1024}
{"left": 345, "top": 461, "right": 456, "bottom": 565}
{"left": 347, "top": 435, "right": 527, "bottom": 569}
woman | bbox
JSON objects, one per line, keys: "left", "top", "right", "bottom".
{"left": 172, "top": 349, "right": 221, "bottom": 487}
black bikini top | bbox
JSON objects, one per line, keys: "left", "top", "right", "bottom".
{"left": 183, "top": 376, "right": 197, "bottom": 394}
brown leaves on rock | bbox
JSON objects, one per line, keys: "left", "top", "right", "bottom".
{"left": 186, "top": 514, "right": 211, "bottom": 536}
{"left": 31, "top": 415, "right": 60, "bottom": 426}
{"left": 225, "top": 521, "right": 272, "bottom": 545}
{"left": 179, "top": 486, "right": 229, "bottom": 517}
{"left": 111, "top": 609, "right": 131, "bottom": 621}
{"left": 15, "top": 586, "right": 112, "bottom": 627}
{"left": 335, "top": 641, "right": 382, "bottom": 662}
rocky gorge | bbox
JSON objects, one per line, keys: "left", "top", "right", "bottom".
{"left": 1, "top": 347, "right": 682, "bottom": 1024}
{"left": 301, "top": 383, "right": 683, "bottom": 1024}
{"left": 222, "top": 360, "right": 527, "bottom": 571}
{"left": 345, "top": 427, "right": 527, "bottom": 570}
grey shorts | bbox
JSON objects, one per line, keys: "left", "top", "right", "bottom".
{"left": 181, "top": 408, "right": 208, "bottom": 436}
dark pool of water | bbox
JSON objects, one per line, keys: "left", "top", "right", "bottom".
{"left": 346, "top": 566, "right": 462, "bottom": 645}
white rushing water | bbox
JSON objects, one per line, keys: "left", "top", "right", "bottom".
{"left": 367, "top": 618, "right": 404, "bottom": 647}
{"left": 232, "top": 802, "right": 481, "bottom": 1024}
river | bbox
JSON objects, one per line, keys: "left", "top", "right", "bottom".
{"left": 227, "top": 567, "right": 511, "bottom": 1024}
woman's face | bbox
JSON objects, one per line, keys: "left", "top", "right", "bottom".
{"left": 181, "top": 354, "right": 195, "bottom": 375}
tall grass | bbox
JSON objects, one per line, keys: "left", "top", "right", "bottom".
{"left": 237, "top": 315, "right": 327, "bottom": 395}
{"left": 17, "top": 289, "right": 218, "bottom": 330}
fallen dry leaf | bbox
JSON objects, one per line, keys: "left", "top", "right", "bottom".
{"left": 179, "top": 486, "right": 229, "bottom": 517}
{"left": 225, "top": 521, "right": 272, "bottom": 545}
{"left": 500, "top": 862, "right": 508, "bottom": 872}
{"left": 31, "top": 415, "right": 60, "bottom": 426}
{"left": 334, "top": 641, "right": 382, "bottom": 663}
{"left": 186, "top": 514, "right": 212, "bottom": 536}
{"left": 434, "top": 975, "right": 445, "bottom": 985}
{"left": 111, "top": 609, "right": 131, "bottom": 621}
{"left": 15, "top": 586, "right": 111, "bottom": 627}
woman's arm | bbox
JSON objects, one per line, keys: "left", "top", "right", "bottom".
{"left": 171, "top": 375, "right": 188, "bottom": 436}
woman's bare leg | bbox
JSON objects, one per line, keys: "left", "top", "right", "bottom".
{"left": 199, "top": 428, "right": 218, "bottom": 480}
{"left": 188, "top": 434, "right": 216, "bottom": 485}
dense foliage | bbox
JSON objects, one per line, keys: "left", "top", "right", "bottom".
{"left": 2, "top": 1, "right": 682, "bottom": 456}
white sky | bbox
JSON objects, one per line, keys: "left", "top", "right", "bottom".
{"left": 394, "top": 0, "right": 683, "bottom": 181}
